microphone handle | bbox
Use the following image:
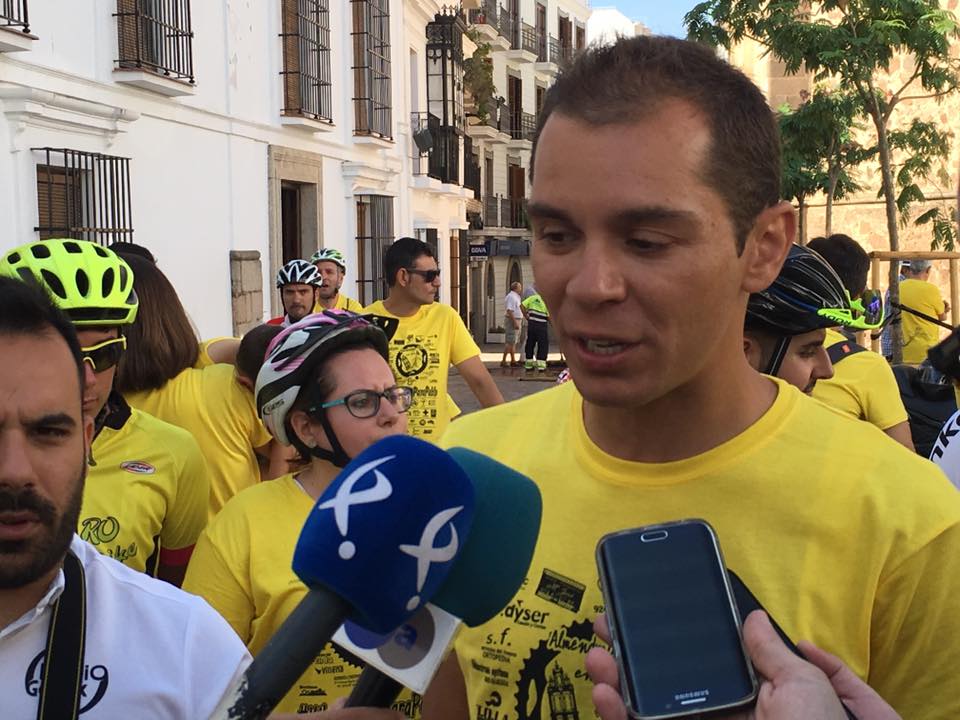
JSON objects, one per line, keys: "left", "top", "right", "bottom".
{"left": 344, "top": 665, "right": 405, "bottom": 708}
{"left": 210, "top": 589, "right": 353, "bottom": 720}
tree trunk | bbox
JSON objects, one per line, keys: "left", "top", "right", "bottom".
{"left": 872, "top": 106, "right": 904, "bottom": 363}
{"left": 797, "top": 196, "right": 807, "bottom": 245}
{"left": 826, "top": 167, "right": 840, "bottom": 237}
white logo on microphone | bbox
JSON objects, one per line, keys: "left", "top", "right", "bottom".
{"left": 399, "top": 506, "right": 464, "bottom": 611}
{"left": 317, "top": 455, "right": 394, "bottom": 559}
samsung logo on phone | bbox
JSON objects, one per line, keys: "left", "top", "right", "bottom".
{"left": 675, "top": 689, "right": 710, "bottom": 702}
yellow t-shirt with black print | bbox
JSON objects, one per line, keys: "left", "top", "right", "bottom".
{"left": 364, "top": 301, "right": 480, "bottom": 441}
{"left": 182, "top": 475, "right": 422, "bottom": 716}
{"left": 901, "top": 278, "right": 946, "bottom": 363}
{"left": 441, "top": 378, "right": 960, "bottom": 720}
{"left": 313, "top": 294, "right": 365, "bottom": 314}
{"left": 812, "top": 328, "right": 909, "bottom": 431}
{"left": 83, "top": 406, "right": 209, "bottom": 572}
{"left": 126, "top": 363, "right": 272, "bottom": 519}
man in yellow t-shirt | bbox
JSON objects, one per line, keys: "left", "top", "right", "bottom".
{"left": 807, "top": 234, "right": 914, "bottom": 450}
{"left": 423, "top": 36, "right": 960, "bottom": 720}
{"left": 311, "top": 247, "right": 365, "bottom": 313}
{"left": 900, "top": 259, "right": 948, "bottom": 364}
{"left": 364, "top": 237, "right": 503, "bottom": 441}
{"left": 0, "top": 239, "right": 209, "bottom": 586}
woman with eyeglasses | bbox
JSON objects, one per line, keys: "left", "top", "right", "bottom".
{"left": 182, "top": 310, "right": 420, "bottom": 715}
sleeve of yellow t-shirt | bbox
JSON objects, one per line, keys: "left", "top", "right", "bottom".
{"left": 159, "top": 430, "right": 211, "bottom": 551}
{"left": 449, "top": 310, "right": 481, "bottom": 366}
{"left": 927, "top": 282, "right": 946, "bottom": 316}
{"left": 195, "top": 337, "right": 238, "bottom": 369}
{"left": 860, "top": 357, "right": 910, "bottom": 430}
{"left": 182, "top": 521, "right": 255, "bottom": 643}
{"left": 868, "top": 521, "right": 960, "bottom": 719}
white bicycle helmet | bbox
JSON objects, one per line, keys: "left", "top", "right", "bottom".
{"left": 255, "top": 310, "right": 397, "bottom": 467}
{"left": 276, "top": 259, "right": 323, "bottom": 289}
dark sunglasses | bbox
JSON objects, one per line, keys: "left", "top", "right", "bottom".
{"left": 406, "top": 268, "right": 441, "bottom": 282}
{"left": 81, "top": 337, "right": 126, "bottom": 373}
{"left": 315, "top": 386, "right": 414, "bottom": 419}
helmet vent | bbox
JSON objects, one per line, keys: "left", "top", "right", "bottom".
{"left": 75, "top": 269, "right": 90, "bottom": 297}
{"left": 40, "top": 269, "right": 67, "bottom": 299}
{"left": 101, "top": 268, "right": 115, "bottom": 297}
{"left": 30, "top": 244, "right": 52, "bottom": 259}
{"left": 6, "top": 252, "right": 20, "bottom": 264}
{"left": 63, "top": 242, "right": 82, "bottom": 254}
{"left": 94, "top": 245, "right": 109, "bottom": 258}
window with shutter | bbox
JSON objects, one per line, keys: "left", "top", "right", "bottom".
{"left": 34, "top": 149, "right": 134, "bottom": 245}
{"left": 114, "top": 0, "right": 195, "bottom": 83}
{"left": 280, "top": 0, "right": 333, "bottom": 122}
{"left": 352, "top": 0, "right": 392, "bottom": 138}
{"left": 355, "top": 195, "right": 394, "bottom": 305}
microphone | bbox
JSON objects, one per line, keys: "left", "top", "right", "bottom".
{"left": 340, "top": 446, "right": 543, "bottom": 706}
{"left": 209, "top": 435, "right": 476, "bottom": 720}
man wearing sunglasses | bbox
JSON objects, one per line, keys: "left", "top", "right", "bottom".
{"left": 0, "top": 239, "right": 209, "bottom": 587}
{"left": 364, "top": 237, "right": 503, "bottom": 441}
{"left": 807, "top": 235, "right": 914, "bottom": 451}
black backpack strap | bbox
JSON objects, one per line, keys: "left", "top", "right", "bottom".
{"left": 827, "top": 339, "right": 867, "bottom": 365}
{"left": 37, "top": 550, "right": 87, "bottom": 720}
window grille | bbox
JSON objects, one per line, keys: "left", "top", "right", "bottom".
{"left": 281, "top": 0, "right": 333, "bottom": 122}
{"left": 115, "top": 0, "right": 194, "bottom": 83}
{"left": 33, "top": 148, "right": 134, "bottom": 245}
{"left": 1, "top": 0, "right": 29, "bottom": 33}
{"left": 356, "top": 195, "right": 394, "bottom": 305}
{"left": 352, "top": 0, "right": 392, "bottom": 138}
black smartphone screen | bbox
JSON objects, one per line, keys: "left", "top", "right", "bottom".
{"left": 598, "top": 521, "right": 756, "bottom": 718}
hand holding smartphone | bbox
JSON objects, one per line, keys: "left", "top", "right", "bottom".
{"left": 596, "top": 519, "right": 758, "bottom": 719}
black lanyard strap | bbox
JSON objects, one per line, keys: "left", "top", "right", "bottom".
{"left": 37, "top": 550, "right": 87, "bottom": 720}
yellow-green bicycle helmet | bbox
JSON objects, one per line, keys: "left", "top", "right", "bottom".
{"left": 0, "top": 238, "right": 139, "bottom": 325}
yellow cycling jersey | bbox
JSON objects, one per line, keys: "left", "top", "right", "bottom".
{"left": 83, "top": 402, "right": 209, "bottom": 572}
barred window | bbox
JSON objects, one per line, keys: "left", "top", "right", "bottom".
{"left": 33, "top": 148, "right": 134, "bottom": 244}
{"left": 115, "top": 0, "right": 195, "bottom": 83}
{"left": 352, "top": 0, "right": 392, "bottom": 138}
{"left": 281, "top": 0, "right": 333, "bottom": 123}
{"left": 356, "top": 195, "right": 394, "bottom": 305}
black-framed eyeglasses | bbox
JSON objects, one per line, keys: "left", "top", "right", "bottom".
{"left": 81, "top": 337, "right": 126, "bottom": 374}
{"left": 406, "top": 268, "right": 441, "bottom": 282}
{"left": 315, "top": 386, "right": 414, "bottom": 419}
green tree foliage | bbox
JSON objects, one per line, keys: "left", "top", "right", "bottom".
{"left": 464, "top": 29, "right": 498, "bottom": 123}
{"left": 686, "top": 0, "right": 960, "bottom": 361}
{"left": 779, "top": 89, "right": 870, "bottom": 242}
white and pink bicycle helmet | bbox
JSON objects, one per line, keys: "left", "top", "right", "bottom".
{"left": 255, "top": 309, "right": 397, "bottom": 465}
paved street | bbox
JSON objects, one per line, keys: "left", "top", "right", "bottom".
{"left": 448, "top": 343, "right": 566, "bottom": 416}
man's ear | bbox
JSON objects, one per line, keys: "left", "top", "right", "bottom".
{"left": 83, "top": 412, "right": 95, "bottom": 456}
{"left": 741, "top": 201, "right": 796, "bottom": 294}
{"left": 743, "top": 333, "right": 764, "bottom": 372}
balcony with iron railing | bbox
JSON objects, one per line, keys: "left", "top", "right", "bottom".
{"left": 464, "top": 157, "right": 481, "bottom": 200}
{"left": 467, "top": 0, "right": 497, "bottom": 30}
{"left": 1, "top": 0, "right": 29, "bottom": 33}
{"left": 498, "top": 5, "right": 515, "bottom": 47}
{"left": 410, "top": 111, "right": 461, "bottom": 186}
{"left": 518, "top": 22, "right": 538, "bottom": 56}
{"left": 509, "top": 110, "right": 536, "bottom": 142}
{"left": 500, "top": 196, "right": 527, "bottom": 228}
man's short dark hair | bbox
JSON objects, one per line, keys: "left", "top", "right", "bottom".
{"left": 384, "top": 237, "right": 437, "bottom": 287}
{"left": 532, "top": 35, "right": 781, "bottom": 253}
{"left": 0, "top": 276, "right": 84, "bottom": 387}
{"left": 236, "top": 324, "right": 283, "bottom": 383}
{"left": 807, "top": 234, "right": 870, "bottom": 298}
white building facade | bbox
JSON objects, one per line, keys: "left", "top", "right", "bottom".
{"left": 462, "top": 0, "right": 589, "bottom": 340}
{"left": 0, "top": 0, "right": 480, "bottom": 337}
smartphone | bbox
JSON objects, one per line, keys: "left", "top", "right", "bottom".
{"left": 596, "top": 519, "right": 758, "bottom": 719}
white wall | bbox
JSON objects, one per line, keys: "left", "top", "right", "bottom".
{"left": 0, "top": 0, "right": 475, "bottom": 335}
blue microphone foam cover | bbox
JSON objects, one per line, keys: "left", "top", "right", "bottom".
{"left": 293, "top": 435, "right": 475, "bottom": 633}
{"left": 431, "top": 447, "right": 543, "bottom": 626}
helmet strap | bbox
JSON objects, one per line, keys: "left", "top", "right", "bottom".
{"left": 764, "top": 336, "right": 791, "bottom": 377}
{"left": 307, "top": 409, "right": 352, "bottom": 469}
